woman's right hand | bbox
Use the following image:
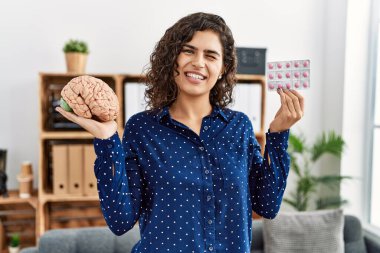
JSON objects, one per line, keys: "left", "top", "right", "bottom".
{"left": 55, "top": 107, "right": 117, "bottom": 139}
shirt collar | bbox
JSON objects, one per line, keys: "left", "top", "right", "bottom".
{"left": 155, "top": 104, "right": 229, "bottom": 123}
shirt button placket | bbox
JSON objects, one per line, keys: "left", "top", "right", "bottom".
{"left": 198, "top": 145, "right": 216, "bottom": 252}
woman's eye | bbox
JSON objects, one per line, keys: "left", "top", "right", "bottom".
{"left": 182, "top": 49, "right": 193, "bottom": 54}
{"left": 206, "top": 55, "right": 216, "bottom": 60}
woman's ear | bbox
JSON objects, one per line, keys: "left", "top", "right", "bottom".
{"left": 219, "top": 65, "right": 226, "bottom": 79}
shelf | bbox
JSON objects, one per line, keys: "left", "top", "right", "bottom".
{"left": 39, "top": 72, "right": 145, "bottom": 81}
{"left": 39, "top": 193, "right": 99, "bottom": 203}
{"left": 0, "top": 190, "right": 38, "bottom": 251}
{"left": 39, "top": 72, "right": 117, "bottom": 78}
{"left": 235, "top": 74, "right": 266, "bottom": 82}
{"left": 0, "top": 190, "right": 38, "bottom": 210}
{"left": 40, "top": 131, "right": 94, "bottom": 140}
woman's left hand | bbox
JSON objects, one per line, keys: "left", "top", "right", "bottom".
{"left": 269, "top": 89, "right": 304, "bottom": 132}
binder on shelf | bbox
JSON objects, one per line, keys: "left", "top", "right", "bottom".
{"left": 68, "top": 145, "right": 83, "bottom": 195}
{"left": 83, "top": 144, "right": 98, "bottom": 196}
{"left": 52, "top": 145, "right": 68, "bottom": 194}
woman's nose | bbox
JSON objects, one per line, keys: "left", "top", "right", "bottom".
{"left": 191, "top": 54, "right": 205, "bottom": 68}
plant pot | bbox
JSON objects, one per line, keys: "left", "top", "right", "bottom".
{"left": 8, "top": 246, "right": 20, "bottom": 253}
{"left": 65, "top": 52, "right": 88, "bottom": 73}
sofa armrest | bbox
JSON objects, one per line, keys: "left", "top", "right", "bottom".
{"left": 364, "top": 232, "right": 380, "bottom": 253}
{"left": 20, "top": 247, "right": 38, "bottom": 253}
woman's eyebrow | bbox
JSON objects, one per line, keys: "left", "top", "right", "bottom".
{"left": 183, "top": 44, "right": 221, "bottom": 57}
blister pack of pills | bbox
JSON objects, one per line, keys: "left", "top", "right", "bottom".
{"left": 266, "top": 60, "right": 310, "bottom": 90}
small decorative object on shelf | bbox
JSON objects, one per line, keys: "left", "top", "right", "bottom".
{"left": 17, "top": 161, "right": 34, "bottom": 198}
{"left": 0, "top": 149, "right": 8, "bottom": 198}
{"left": 8, "top": 233, "right": 20, "bottom": 253}
{"left": 236, "top": 47, "right": 266, "bottom": 75}
{"left": 63, "top": 39, "right": 89, "bottom": 73}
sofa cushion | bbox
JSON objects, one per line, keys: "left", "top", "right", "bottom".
{"left": 251, "top": 220, "right": 264, "bottom": 250}
{"left": 344, "top": 215, "right": 367, "bottom": 253}
{"left": 39, "top": 227, "right": 114, "bottom": 253}
{"left": 263, "top": 209, "right": 344, "bottom": 253}
{"left": 114, "top": 226, "right": 141, "bottom": 253}
{"left": 34, "top": 225, "right": 140, "bottom": 253}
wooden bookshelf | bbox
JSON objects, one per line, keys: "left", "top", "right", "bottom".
{"left": 0, "top": 190, "right": 38, "bottom": 252}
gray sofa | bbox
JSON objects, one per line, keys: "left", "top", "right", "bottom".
{"left": 21, "top": 215, "right": 380, "bottom": 253}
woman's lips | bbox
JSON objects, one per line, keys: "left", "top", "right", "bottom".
{"left": 184, "top": 71, "right": 207, "bottom": 84}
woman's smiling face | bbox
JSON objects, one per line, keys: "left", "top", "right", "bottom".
{"left": 174, "top": 30, "right": 225, "bottom": 101}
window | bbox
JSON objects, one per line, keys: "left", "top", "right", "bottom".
{"left": 369, "top": 0, "right": 380, "bottom": 229}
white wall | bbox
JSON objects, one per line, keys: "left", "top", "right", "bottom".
{"left": 318, "top": 0, "right": 347, "bottom": 209}
{"left": 341, "top": 0, "right": 372, "bottom": 219}
{"left": 0, "top": 0, "right": 328, "bottom": 197}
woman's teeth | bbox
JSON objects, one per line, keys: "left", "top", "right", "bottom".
{"left": 186, "top": 73, "right": 205, "bottom": 80}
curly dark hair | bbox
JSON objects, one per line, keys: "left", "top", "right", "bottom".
{"left": 144, "top": 12, "right": 237, "bottom": 111}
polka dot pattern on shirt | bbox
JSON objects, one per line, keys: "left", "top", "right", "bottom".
{"left": 93, "top": 105, "right": 290, "bottom": 253}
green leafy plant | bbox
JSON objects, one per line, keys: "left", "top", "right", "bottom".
{"left": 63, "top": 39, "right": 89, "bottom": 54}
{"left": 9, "top": 233, "right": 20, "bottom": 247}
{"left": 283, "top": 131, "right": 351, "bottom": 211}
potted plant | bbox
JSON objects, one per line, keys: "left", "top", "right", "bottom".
{"left": 8, "top": 233, "right": 20, "bottom": 253}
{"left": 283, "top": 131, "right": 352, "bottom": 211}
{"left": 63, "top": 39, "right": 89, "bottom": 73}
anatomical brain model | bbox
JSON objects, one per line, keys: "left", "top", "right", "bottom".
{"left": 60, "top": 75, "right": 119, "bottom": 122}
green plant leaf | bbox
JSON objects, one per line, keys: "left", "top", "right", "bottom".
{"left": 313, "top": 175, "right": 352, "bottom": 186}
{"left": 63, "top": 39, "right": 89, "bottom": 54}
{"left": 311, "top": 131, "right": 345, "bottom": 162}
{"left": 10, "top": 233, "right": 20, "bottom": 247}
{"left": 283, "top": 198, "right": 298, "bottom": 209}
{"left": 316, "top": 196, "right": 348, "bottom": 210}
{"left": 289, "top": 153, "right": 301, "bottom": 177}
{"left": 298, "top": 173, "right": 317, "bottom": 195}
{"left": 289, "top": 133, "right": 305, "bottom": 153}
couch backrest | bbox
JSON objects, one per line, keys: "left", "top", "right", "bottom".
{"left": 37, "top": 226, "right": 140, "bottom": 253}
{"left": 26, "top": 214, "right": 369, "bottom": 253}
{"left": 251, "top": 215, "right": 367, "bottom": 253}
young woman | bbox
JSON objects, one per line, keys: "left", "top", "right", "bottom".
{"left": 56, "top": 12, "right": 304, "bottom": 253}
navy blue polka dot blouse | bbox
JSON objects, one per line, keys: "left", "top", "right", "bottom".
{"left": 93, "top": 105, "right": 290, "bottom": 253}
